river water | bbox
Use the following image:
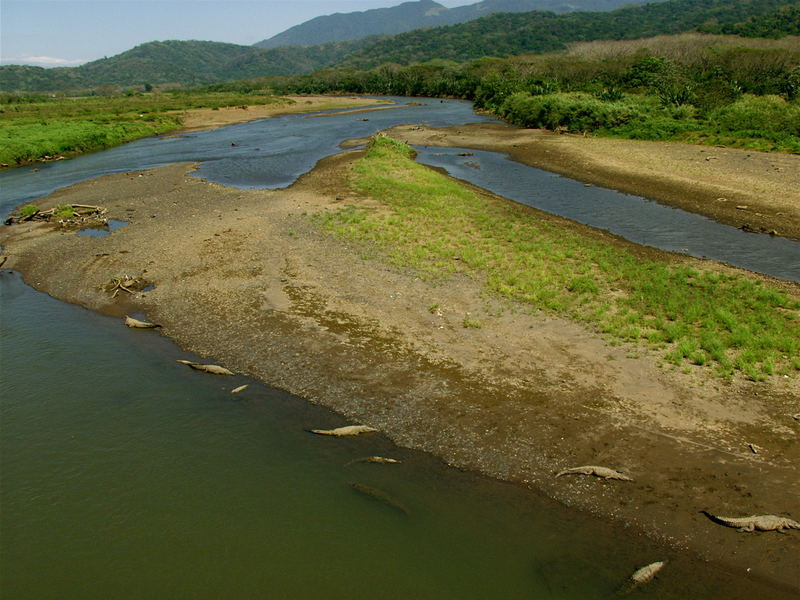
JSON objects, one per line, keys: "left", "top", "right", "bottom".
{"left": 2, "top": 97, "right": 797, "bottom": 280}
{"left": 2, "top": 99, "right": 799, "bottom": 598}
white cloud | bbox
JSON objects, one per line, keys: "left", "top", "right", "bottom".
{"left": 0, "top": 55, "right": 87, "bottom": 67}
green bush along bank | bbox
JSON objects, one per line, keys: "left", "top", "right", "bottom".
{"left": 318, "top": 136, "right": 800, "bottom": 380}
{"left": 263, "top": 35, "right": 800, "bottom": 152}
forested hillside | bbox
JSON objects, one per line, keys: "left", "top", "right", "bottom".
{"left": 339, "top": 0, "right": 800, "bottom": 68}
{"left": 0, "top": 39, "right": 365, "bottom": 93}
{"left": 1, "top": 0, "right": 797, "bottom": 93}
{"left": 700, "top": 4, "right": 800, "bottom": 37}
{"left": 254, "top": 0, "right": 656, "bottom": 48}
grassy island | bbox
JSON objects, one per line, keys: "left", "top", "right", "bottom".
{"left": 319, "top": 135, "right": 800, "bottom": 380}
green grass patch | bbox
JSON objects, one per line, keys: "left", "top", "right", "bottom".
{"left": 19, "top": 204, "right": 38, "bottom": 218}
{"left": 0, "top": 91, "right": 285, "bottom": 165}
{"left": 317, "top": 135, "right": 800, "bottom": 380}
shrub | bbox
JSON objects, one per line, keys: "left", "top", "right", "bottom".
{"left": 497, "top": 92, "right": 644, "bottom": 132}
{"left": 709, "top": 94, "right": 800, "bottom": 135}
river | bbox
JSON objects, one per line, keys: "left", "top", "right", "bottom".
{"left": 1, "top": 98, "right": 798, "bottom": 598}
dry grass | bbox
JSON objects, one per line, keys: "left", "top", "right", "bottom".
{"left": 565, "top": 33, "right": 800, "bottom": 62}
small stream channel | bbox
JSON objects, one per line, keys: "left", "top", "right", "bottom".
{"left": 415, "top": 147, "right": 800, "bottom": 282}
{"left": 1, "top": 98, "right": 799, "bottom": 598}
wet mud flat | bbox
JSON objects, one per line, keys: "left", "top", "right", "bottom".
{"left": 2, "top": 147, "right": 799, "bottom": 594}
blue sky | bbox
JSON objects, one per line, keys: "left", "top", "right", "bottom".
{"left": 1, "top": 0, "right": 467, "bottom": 67}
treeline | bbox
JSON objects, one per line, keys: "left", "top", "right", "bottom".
{"left": 0, "top": 39, "right": 368, "bottom": 94}
{"left": 699, "top": 5, "right": 800, "bottom": 38}
{"left": 222, "top": 35, "right": 800, "bottom": 152}
{"left": 338, "top": 0, "right": 800, "bottom": 69}
{"left": 2, "top": 0, "right": 798, "bottom": 94}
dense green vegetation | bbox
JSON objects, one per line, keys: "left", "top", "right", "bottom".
{"left": 338, "top": 0, "right": 800, "bottom": 69}
{"left": 318, "top": 136, "right": 800, "bottom": 380}
{"left": 254, "top": 0, "right": 652, "bottom": 49}
{"left": 0, "top": 39, "right": 367, "bottom": 94}
{"left": 0, "top": 91, "right": 283, "bottom": 166}
{"left": 1, "top": 0, "right": 796, "bottom": 94}
{"left": 700, "top": 4, "right": 800, "bottom": 38}
{"left": 260, "top": 34, "right": 800, "bottom": 152}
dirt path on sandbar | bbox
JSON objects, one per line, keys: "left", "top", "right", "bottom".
{"left": 2, "top": 141, "right": 798, "bottom": 592}
{"left": 381, "top": 122, "right": 800, "bottom": 240}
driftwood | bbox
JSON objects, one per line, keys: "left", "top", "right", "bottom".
{"left": 103, "top": 275, "right": 147, "bottom": 298}
{"left": 7, "top": 204, "right": 110, "bottom": 234}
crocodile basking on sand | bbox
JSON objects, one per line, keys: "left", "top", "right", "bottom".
{"left": 555, "top": 466, "right": 633, "bottom": 481}
{"left": 176, "top": 359, "right": 235, "bottom": 376}
{"left": 702, "top": 511, "right": 800, "bottom": 532}
{"left": 308, "top": 425, "right": 379, "bottom": 437}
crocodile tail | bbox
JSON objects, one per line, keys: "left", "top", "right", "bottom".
{"left": 700, "top": 510, "right": 727, "bottom": 526}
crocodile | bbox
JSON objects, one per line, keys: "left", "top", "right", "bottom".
{"left": 230, "top": 384, "right": 249, "bottom": 394}
{"left": 176, "top": 359, "right": 234, "bottom": 376}
{"left": 347, "top": 456, "right": 402, "bottom": 465}
{"left": 124, "top": 315, "right": 161, "bottom": 329}
{"left": 620, "top": 560, "right": 666, "bottom": 594}
{"left": 308, "top": 425, "right": 379, "bottom": 437}
{"left": 349, "top": 482, "right": 408, "bottom": 515}
{"left": 702, "top": 511, "right": 800, "bottom": 532}
{"left": 555, "top": 466, "right": 633, "bottom": 481}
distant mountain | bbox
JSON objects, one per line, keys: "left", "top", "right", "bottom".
{"left": 0, "top": 39, "right": 365, "bottom": 93}
{"left": 337, "top": 0, "right": 800, "bottom": 69}
{"left": 255, "top": 0, "right": 447, "bottom": 49}
{"left": 253, "top": 0, "right": 659, "bottom": 49}
{"left": 2, "top": 0, "right": 796, "bottom": 94}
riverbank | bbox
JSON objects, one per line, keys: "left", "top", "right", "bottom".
{"left": 0, "top": 94, "right": 390, "bottom": 168}
{"left": 173, "top": 95, "right": 392, "bottom": 132}
{"left": 379, "top": 122, "right": 800, "bottom": 241}
{"left": 2, "top": 131, "right": 798, "bottom": 591}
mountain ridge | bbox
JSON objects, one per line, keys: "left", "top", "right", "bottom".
{"left": 337, "top": 0, "right": 800, "bottom": 69}
{"left": 0, "top": 39, "right": 367, "bottom": 93}
{"left": 254, "top": 0, "right": 658, "bottom": 49}
{"left": 1, "top": 0, "right": 797, "bottom": 93}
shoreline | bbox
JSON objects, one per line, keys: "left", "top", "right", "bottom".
{"left": 381, "top": 122, "right": 800, "bottom": 241}
{"left": 1, "top": 110, "right": 798, "bottom": 592}
{"left": 0, "top": 95, "right": 391, "bottom": 170}
{"left": 172, "top": 95, "right": 394, "bottom": 133}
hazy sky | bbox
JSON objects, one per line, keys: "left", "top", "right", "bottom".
{"left": 1, "top": 0, "right": 468, "bottom": 67}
